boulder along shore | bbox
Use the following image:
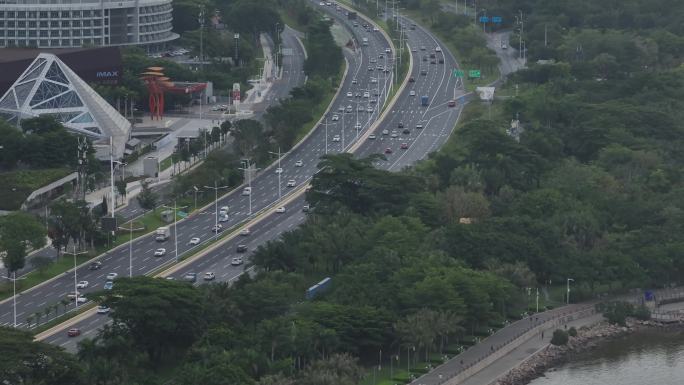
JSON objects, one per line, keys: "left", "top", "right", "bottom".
{"left": 494, "top": 318, "right": 684, "bottom": 385}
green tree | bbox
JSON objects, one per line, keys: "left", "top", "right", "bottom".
{"left": 551, "top": 329, "right": 569, "bottom": 346}
{"left": 136, "top": 181, "right": 158, "bottom": 210}
{"left": 0, "top": 212, "right": 46, "bottom": 276}
{"left": 91, "top": 276, "right": 205, "bottom": 366}
{"left": 0, "top": 327, "right": 83, "bottom": 383}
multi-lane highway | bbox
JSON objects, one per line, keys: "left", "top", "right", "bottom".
{"left": 15, "top": 2, "right": 392, "bottom": 345}
{"left": 39, "top": 3, "right": 467, "bottom": 350}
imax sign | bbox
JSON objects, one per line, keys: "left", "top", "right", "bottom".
{"left": 96, "top": 70, "right": 119, "bottom": 78}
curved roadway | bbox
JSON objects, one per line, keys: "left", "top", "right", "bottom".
{"left": 40, "top": 5, "right": 467, "bottom": 350}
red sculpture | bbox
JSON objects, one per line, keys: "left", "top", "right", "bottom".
{"left": 140, "top": 67, "right": 207, "bottom": 120}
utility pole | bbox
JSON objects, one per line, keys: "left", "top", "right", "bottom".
{"left": 518, "top": 10, "right": 524, "bottom": 60}
{"left": 544, "top": 24, "right": 548, "bottom": 47}
{"left": 203, "top": 181, "right": 229, "bottom": 239}
{"left": 268, "top": 147, "right": 283, "bottom": 200}
{"left": 0, "top": 273, "right": 26, "bottom": 327}
{"left": 237, "top": 160, "right": 257, "bottom": 215}
{"left": 324, "top": 118, "right": 329, "bottom": 154}
{"left": 109, "top": 137, "right": 115, "bottom": 217}
{"left": 162, "top": 201, "right": 188, "bottom": 262}
{"left": 566, "top": 278, "right": 574, "bottom": 304}
{"left": 198, "top": 5, "right": 205, "bottom": 71}
{"left": 63, "top": 244, "right": 88, "bottom": 310}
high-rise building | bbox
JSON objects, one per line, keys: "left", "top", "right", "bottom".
{"left": 0, "top": 0, "right": 178, "bottom": 51}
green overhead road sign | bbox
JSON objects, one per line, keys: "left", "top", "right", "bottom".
{"left": 453, "top": 69, "right": 464, "bottom": 78}
{"left": 469, "top": 70, "right": 481, "bottom": 78}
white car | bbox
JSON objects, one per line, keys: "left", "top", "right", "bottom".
{"left": 363, "top": 91, "right": 370, "bottom": 98}
{"left": 373, "top": 27, "right": 379, "bottom": 32}
{"left": 355, "top": 123, "right": 362, "bottom": 130}
{"left": 338, "top": 106, "right": 345, "bottom": 112}
{"left": 371, "top": 78, "right": 378, "bottom": 84}
{"left": 409, "top": 90, "right": 416, "bottom": 96}
{"left": 106, "top": 273, "right": 118, "bottom": 281}
{"left": 435, "top": 46, "right": 442, "bottom": 52}
{"left": 204, "top": 272, "right": 216, "bottom": 281}
{"left": 351, "top": 79, "right": 357, "bottom": 84}
{"left": 231, "top": 257, "right": 244, "bottom": 266}
{"left": 385, "top": 47, "right": 391, "bottom": 53}
{"left": 219, "top": 214, "right": 229, "bottom": 222}
{"left": 67, "top": 291, "right": 80, "bottom": 300}
{"left": 346, "top": 91, "right": 353, "bottom": 97}
{"left": 220, "top": 206, "right": 229, "bottom": 214}
{"left": 211, "top": 224, "right": 223, "bottom": 233}
{"left": 287, "top": 179, "right": 296, "bottom": 187}
{"left": 96, "top": 305, "right": 110, "bottom": 314}
{"left": 240, "top": 228, "right": 251, "bottom": 236}
{"left": 332, "top": 114, "right": 339, "bottom": 121}
{"left": 189, "top": 237, "right": 200, "bottom": 245}
{"left": 154, "top": 248, "right": 166, "bottom": 256}
{"left": 382, "top": 129, "right": 389, "bottom": 135}
{"left": 366, "top": 106, "right": 373, "bottom": 112}
{"left": 391, "top": 131, "right": 398, "bottom": 138}
{"left": 332, "top": 135, "right": 341, "bottom": 142}
{"left": 275, "top": 206, "right": 286, "bottom": 213}
{"left": 275, "top": 167, "right": 283, "bottom": 174}
{"left": 370, "top": 58, "right": 377, "bottom": 63}
{"left": 75, "top": 296, "right": 87, "bottom": 304}
{"left": 416, "top": 123, "right": 424, "bottom": 129}
{"left": 295, "top": 160, "right": 304, "bottom": 167}
{"left": 76, "top": 281, "right": 88, "bottom": 289}
{"left": 242, "top": 187, "right": 251, "bottom": 196}
{"left": 368, "top": 134, "right": 377, "bottom": 140}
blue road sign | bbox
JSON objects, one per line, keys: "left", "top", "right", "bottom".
{"left": 479, "top": 16, "right": 490, "bottom": 23}
{"left": 492, "top": 16, "right": 502, "bottom": 23}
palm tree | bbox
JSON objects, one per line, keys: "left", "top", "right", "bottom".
{"left": 60, "top": 298, "right": 70, "bottom": 314}
{"left": 434, "top": 310, "right": 465, "bottom": 354}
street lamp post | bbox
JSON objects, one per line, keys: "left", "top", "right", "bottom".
{"left": 118, "top": 222, "right": 141, "bottom": 277}
{"left": 203, "top": 181, "right": 229, "bottom": 239}
{"left": 0, "top": 272, "right": 26, "bottom": 327}
{"left": 324, "top": 117, "right": 329, "bottom": 154}
{"left": 268, "top": 147, "right": 283, "bottom": 200}
{"left": 566, "top": 278, "right": 574, "bottom": 304}
{"left": 63, "top": 244, "right": 88, "bottom": 310}
{"left": 238, "top": 160, "right": 259, "bottom": 215}
{"left": 162, "top": 201, "right": 188, "bottom": 262}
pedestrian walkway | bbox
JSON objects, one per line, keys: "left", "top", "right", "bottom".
{"left": 457, "top": 313, "right": 604, "bottom": 385}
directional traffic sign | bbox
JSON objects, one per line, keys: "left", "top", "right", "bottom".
{"left": 469, "top": 70, "right": 481, "bottom": 78}
{"left": 453, "top": 69, "right": 465, "bottom": 78}
{"left": 479, "top": 16, "right": 490, "bottom": 23}
{"left": 177, "top": 211, "right": 188, "bottom": 218}
{"left": 492, "top": 16, "right": 502, "bottom": 23}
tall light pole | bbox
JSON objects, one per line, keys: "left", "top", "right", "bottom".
{"left": 109, "top": 137, "right": 115, "bottom": 217}
{"left": 566, "top": 278, "right": 574, "bottom": 304}
{"left": 0, "top": 273, "right": 26, "bottom": 327}
{"left": 118, "top": 222, "right": 141, "bottom": 277}
{"left": 193, "top": 186, "right": 201, "bottom": 211}
{"left": 268, "top": 147, "right": 283, "bottom": 200}
{"left": 162, "top": 201, "right": 187, "bottom": 262}
{"left": 324, "top": 117, "right": 329, "bottom": 154}
{"left": 113, "top": 160, "right": 126, "bottom": 205}
{"left": 518, "top": 9, "right": 524, "bottom": 60}
{"left": 238, "top": 160, "right": 258, "bottom": 215}
{"left": 63, "top": 244, "right": 88, "bottom": 310}
{"left": 203, "top": 181, "right": 229, "bottom": 239}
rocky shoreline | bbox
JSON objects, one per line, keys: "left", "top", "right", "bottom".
{"left": 494, "top": 318, "right": 684, "bottom": 385}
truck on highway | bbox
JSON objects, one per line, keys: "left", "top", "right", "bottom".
{"left": 421, "top": 95, "right": 429, "bottom": 106}
{"left": 155, "top": 226, "right": 170, "bottom": 242}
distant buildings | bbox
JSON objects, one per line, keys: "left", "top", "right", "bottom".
{"left": 0, "top": 0, "right": 178, "bottom": 51}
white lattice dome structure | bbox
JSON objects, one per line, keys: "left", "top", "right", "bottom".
{"left": 0, "top": 53, "right": 131, "bottom": 159}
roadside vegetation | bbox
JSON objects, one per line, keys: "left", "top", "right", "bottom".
{"left": 9, "top": 0, "right": 684, "bottom": 384}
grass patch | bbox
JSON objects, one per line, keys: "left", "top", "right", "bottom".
{"left": 0, "top": 168, "right": 73, "bottom": 210}
{"left": 160, "top": 155, "right": 174, "bottom": 172}
{"left": 0, "top": 253, "right": 92, "bottom": 302}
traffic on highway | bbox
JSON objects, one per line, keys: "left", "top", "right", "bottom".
{"left": 35, "top": 1, "right": 465, "bottom": 350}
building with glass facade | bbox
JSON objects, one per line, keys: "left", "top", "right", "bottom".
{"left": 0, "top": 0, "right": 178, "bottom": 51}
{"left": 0, "top": 53, "right": 131, "bottom": 160}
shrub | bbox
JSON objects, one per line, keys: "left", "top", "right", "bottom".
{"left": 551, "top": 329, "right": 569, "bottom": 346}
{"left": 568, "top": 326, "right": 577, "bottom": 337}
{"left": 633, "top": 305, "right": 651, "bottom": 321}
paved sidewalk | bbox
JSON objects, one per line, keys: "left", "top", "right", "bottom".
{"left": 458, "top": 313, "right": 604, "bottom": 385}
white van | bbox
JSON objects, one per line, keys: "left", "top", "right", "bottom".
{"left": 242, "top": 187, "right": 251, "bottom": 196}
